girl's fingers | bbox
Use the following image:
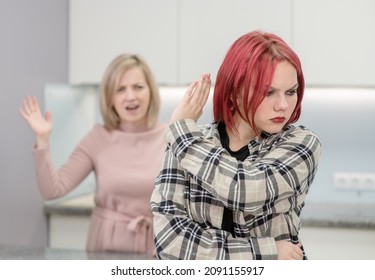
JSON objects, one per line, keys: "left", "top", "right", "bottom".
{"left": 182, "top": 80, "right": 198, "bottom": 105}
{"left": 195, "top": 74, "right": 211, "bottom": 112}
{"left": 186, "top": 80, "right": 198, "bottom": 97}
{"left": 191, "top": 74, "right": 210, "bottom": 106}
{"left": 294, "top": 244, "right": 303, "bottom": 259}
{"left": 195, "top": 75, "right": 206, "bottom": 105}
{"left": 200, "top": 74, "right": 211, "bottom": 106}
{"left": 173, "top": 74, "right": 211, "bottom": 123}
{"left": 188, "top": 78, "right": 202, "bottom": 104}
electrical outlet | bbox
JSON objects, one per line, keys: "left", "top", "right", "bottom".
{"left": 334, "top": 172, "right": 375, "bottom": 191}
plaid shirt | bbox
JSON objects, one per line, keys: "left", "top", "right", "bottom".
{"left": 151, "top": 119, "right": 321, "bottom": 260}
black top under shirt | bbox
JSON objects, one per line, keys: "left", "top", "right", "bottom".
{"left": 218, "top": 122, "right": 250, "bottom": 237}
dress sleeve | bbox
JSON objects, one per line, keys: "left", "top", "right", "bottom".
{"left": 150, "top": 147, "right": 278, "bottom": 260}
{"left": 165, "top": 119, "right": 321, "bottom": 216}
{"left": 32, "top": 128, "right": 95, "bottom": 200}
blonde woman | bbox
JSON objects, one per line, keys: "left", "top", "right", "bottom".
{"left": 19, "top": 54, "right": 167, "bottom": 255}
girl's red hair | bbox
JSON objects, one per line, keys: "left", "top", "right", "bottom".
{"left": 213, "top": 31, "right": 305, "bottom": 133}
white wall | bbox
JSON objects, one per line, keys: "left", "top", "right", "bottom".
{"left": 0, "top": 0, "right": 68, "bottom": 247}
{"left": 297, "top": 88, "right": 375, "bottom": 204}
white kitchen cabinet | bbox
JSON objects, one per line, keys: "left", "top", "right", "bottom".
{"left": 69, "top": 0, "right": 292, "bottom": 85}
{"left": 293, "top": 0, "right": 375, "bottom": 86}
{"left": 48, "top": 214, "right": 90, "bottom": 250}
{"left": 46, "top": 194, "right": 94, "bottom": 250}
{"left": 69, "top": 0, "right": 374, "bottom": 86}
{"left": 179, "top": 0, "right": 292, "bottom": 84}
{"left": 69, "top": 0, "right": 179, "bottom": 84}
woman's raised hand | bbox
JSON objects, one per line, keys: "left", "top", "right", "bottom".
{"left": 169, "top": 74, "right": 211, "bottom": 124}
{"left": 19, "top": 96, "right": 52, "bottom": 148}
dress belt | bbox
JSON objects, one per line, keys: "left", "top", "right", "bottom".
{"left": 93, "top": 207, "right": 153, "bottom": 254}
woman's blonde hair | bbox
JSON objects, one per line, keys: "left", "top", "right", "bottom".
{"left": 100, "top": 54, "right": 160, "bottom": 130}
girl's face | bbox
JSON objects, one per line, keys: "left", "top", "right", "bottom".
{"left": 112, "top": 66, "right": 151, "bottom": 131}
{"left": 253, "top": 61, "right": 298, "bottom": 134}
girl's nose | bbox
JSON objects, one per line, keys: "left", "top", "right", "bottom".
{"left": 274, "top": 94, "right": 288, "bottom": 111}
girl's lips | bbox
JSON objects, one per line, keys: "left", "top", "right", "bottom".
{"left": 271, "top": 117, "right": 285, "bottom": 123}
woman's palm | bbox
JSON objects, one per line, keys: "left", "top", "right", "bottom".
{"left": 19, "top": 96, "right": 52, "bottom": 137}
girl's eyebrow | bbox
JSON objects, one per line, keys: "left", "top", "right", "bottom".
{"left": 269, "top": 83, "right": 299, "bottom": 91}
{"left": 289, "top": 83, "right": 299, "bottom": 90}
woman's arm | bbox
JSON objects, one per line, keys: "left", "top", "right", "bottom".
{"left": 33, "top": 141, "right": 94, "bottom": 200}
{"left": 165, "top": 119, "right": 321, "bottom": 215}
{"left": 19, "top": 96, "right": 94, "bottom": 200}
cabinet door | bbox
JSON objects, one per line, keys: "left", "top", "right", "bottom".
{"left": 293, "top": 0, "right": 375, "bottom": 86}
{"left": 49, "top": 214, "right": 90, "bottom": 249}
{"left": 69, "top": 0, "right": 179, "bottom": 84}
{"left": 179, "top": 0, "right": 293, "bottom": 84}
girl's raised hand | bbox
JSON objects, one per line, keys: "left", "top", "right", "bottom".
{"left": 169, "top": 74, "right": 211, "bottom": 124}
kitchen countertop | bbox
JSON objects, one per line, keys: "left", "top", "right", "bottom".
{"left": 301, "top": 202, "right": 375, "bottom": 229}
{"left": 44, "top": 193, "right": 375, "bottom": 229}
{"left": 0, "top": 244, "right": 154, "bottom": 260}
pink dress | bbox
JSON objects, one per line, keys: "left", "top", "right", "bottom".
{"left": 33, "top": 122, "right": 167, "bottom": 255}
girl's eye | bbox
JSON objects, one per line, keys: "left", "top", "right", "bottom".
{"left": 286, "top": 90, "right": 297, "bottom": 96}
{"left": 135, "top": 85, "right": 144, "bottom": 90}
{"left": 266, "top": 90, "right": 275, "bottom": 96}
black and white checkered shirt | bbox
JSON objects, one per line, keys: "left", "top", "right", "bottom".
{"left": 151, "top": 119, "right": 321, "bottom": 260}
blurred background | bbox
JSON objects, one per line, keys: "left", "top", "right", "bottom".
{"left": 1, "top": 0, "right": 374, "bottom": 259}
